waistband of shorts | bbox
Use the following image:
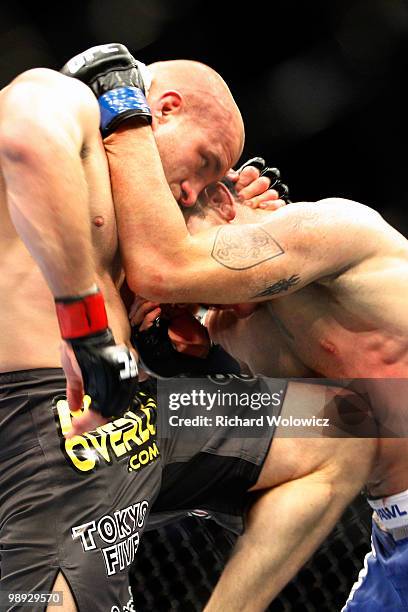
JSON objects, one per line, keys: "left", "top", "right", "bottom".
{"left": 368, "top": 488, "right": 408, "bottom": 532}
{"left": 0, "top": 368, "right": 65, "bottom": 385}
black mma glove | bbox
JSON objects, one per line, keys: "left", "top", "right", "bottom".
{"left": 237, "top": 156, "right": 291, "bottom": 203}
{"left": 60, "top": 43, "right": 152, "bottom": 137}
{"left": 131, "top": 316, "right": 241, "bottom": 378}
{"left": 56, "top": 287, "right": 139, "bottom": 417}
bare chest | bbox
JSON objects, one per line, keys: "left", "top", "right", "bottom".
{"left": 84, "top": 141, "right": 121, "bottom": 282}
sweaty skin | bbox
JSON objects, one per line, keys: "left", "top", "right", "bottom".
{"left": 131, "top": 294, "right": 379, "bottom": 610}
{"left": 131, "top": 170, "right": 408, "bottom": 500}
{"left": 184, "top": 197, "right": 408, "bottom": 378}
{"left": 107, "top": 122, "right": 407, "bottom": 501}
{"left": 184, "top": 188, "right": 406, "bottom": 611}
{"left": 105, "top": 129, "right": 408, "bottom": 376}
{"left": 0, "top": 72, "right": 129, "bottom": 374}
{"left": 209, "top": 302, "right": 408, "bottom": 498}
{"left": 0, "top": 67, "right": 130, "bottom": 612}
{"left": 192, "top": 198, "right": 408, "bottom": 500}
{"left": 203, "top": 380, "right": 377, "bottom": 612}
{"left": 0, "top": 63, "right": 243, "bottom": 612}
{"left": 0, "top": 62, "right": 243, "bottom": 381}
{"left": 129, "top": 164, "right": 406, "bottom": 610}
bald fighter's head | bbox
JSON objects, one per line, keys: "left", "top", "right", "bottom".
{"left": 147, "top": 60, "right": 244, "bottom": 206}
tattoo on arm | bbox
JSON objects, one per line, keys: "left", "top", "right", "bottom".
{"left": 211, "top": 226, "right": 284, "bottom": 270}
{"left": 252, "top": 275, "right": 301, "bottom": 298}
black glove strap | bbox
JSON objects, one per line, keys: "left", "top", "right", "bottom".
{"left": 132, "top": 317, "right": 241, "bottom": 378}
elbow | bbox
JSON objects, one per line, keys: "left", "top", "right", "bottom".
{"left": 0, "top": 69, "right": 73, "bottom": 165}
{"left": 125, "top": 239, "right": 195, "bottom": 302}
{"left": 0, "top": 123, "right": 55, "bottom": 174}
{"left": 127, "top": 261, "right": 186, "bottom": 302}
{"left": 0, "top": 103, "right": 37, "bottom": 165}
{"left": 0, "top": 102, "right": 28, "bottom": 162}
{"left": 0, "top": 131, "right": 36, "bottom": 166}
{"left": 128, "top": 271, "right": 168, "bottom": 303}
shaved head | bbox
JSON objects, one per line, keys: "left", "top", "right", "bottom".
{"left": 145, "top": 59, "right": 244, "bottom": 207}
{"left": 148, "top": 59, "right": 244, "bottom": 164}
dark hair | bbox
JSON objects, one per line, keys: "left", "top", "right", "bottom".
{"left": 220, "top": 177, "right": 238, "bottom": 200}
{"left": 182, "top": 177, "right": 238, "bottom": 221}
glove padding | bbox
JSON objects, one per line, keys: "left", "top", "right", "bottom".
{"left": 132, "top": 316, "right": 241, "bottom": 378}
{"left": 71, "top": 329, "right": 139, "bottom": 417}
{"left": 61, "top": 43, "right": 152, "bottom": 136}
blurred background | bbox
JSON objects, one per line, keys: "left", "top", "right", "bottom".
{"left": 1, "top": 0, "right": 407, "bottom": 233}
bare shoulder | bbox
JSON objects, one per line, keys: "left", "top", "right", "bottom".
{"left": 287, "top": 197, "right": 383, "bottom": 229}
{"left": 253, "top": 197, "right": 382, "bottom": 272}
{"left": 288, "top": 198, "right": 397, "bottom": 259}
{"left": 319, "top": 197, "right": 407, "bottom": 254}
{"left": 0, "top": 68, "right": 99, "bottom": 146}
{"left": 3, "top": 68, "right": 94, "bottom": 103}
{"left": 315, "top": 197, "right": 384, "bottom": 226}
{"left": 1, "top": 68, "right": 98, "bottom": 121}
{"left": 209, "top": 198, "right": 390, "bottom": 295}
{"left": 258, "top": 197, "right": 382, "bottom": 237}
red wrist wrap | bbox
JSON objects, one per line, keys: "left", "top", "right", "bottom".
{"left": 55, "top": 290, "right": 108, "bottom": 340}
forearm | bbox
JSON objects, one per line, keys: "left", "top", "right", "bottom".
{"left": 105, "top": 124, "right": 192, "bottom": 285}
{"left": 106, "top": 126, "right": 241, "bottom": 301}
{"left": 105, "top": 127, "right": 314, "bottom": 304}
{"left": 105, "top": 127, "right": 276, "bottom": 302}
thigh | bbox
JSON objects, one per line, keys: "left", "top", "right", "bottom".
{"left": 153, "top": 376, "right": 281, "bottom": 535}
{"left": 0, "top": 372, "right": 161, "bottom": 612}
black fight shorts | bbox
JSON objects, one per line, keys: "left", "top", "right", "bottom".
{"left": 149, "top": 376, "right": 286, "bottom": 535}
{"left": 0, "top": 369, "right": 161, "bottom": 612}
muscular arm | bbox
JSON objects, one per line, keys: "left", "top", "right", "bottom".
{"left": 105, "top": 127, "right": 382, "bottom": 304}
{"left": 0, "top": 68, "right": 100, "bottom": 296}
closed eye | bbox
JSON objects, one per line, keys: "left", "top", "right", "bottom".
{"left": 200, "top": 152, "right": 224, "bottom": 179}
{"left": 201, "top": 156, "right": 210, "bottom": 170}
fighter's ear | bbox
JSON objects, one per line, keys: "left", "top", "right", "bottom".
{"left": 152, "top": 90, "right": 183, "bottom": 121}
{"left": 205, "top": 182, "right": 236, "bottom": 221}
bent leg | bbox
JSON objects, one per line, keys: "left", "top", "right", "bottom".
{"left": 203, "top": 383, "right": 377, "bottom": 611}
{"left": 204, "top": 470, "right": 346, "bottom": 611}
{"left": 204, "top": 438, "right": 375, "bottom": 611}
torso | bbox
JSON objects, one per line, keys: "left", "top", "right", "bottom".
{"left": 269, "top": 267, "right": 408, "bottom": 378}
{"left": 208, "top": 241, "right": 408, "bottom": 497}
{"left": 209, "top": 265, "right": 408, "bottom": 379}
{"left": 0, "top": 136, "right": 130, "bottom": 371}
